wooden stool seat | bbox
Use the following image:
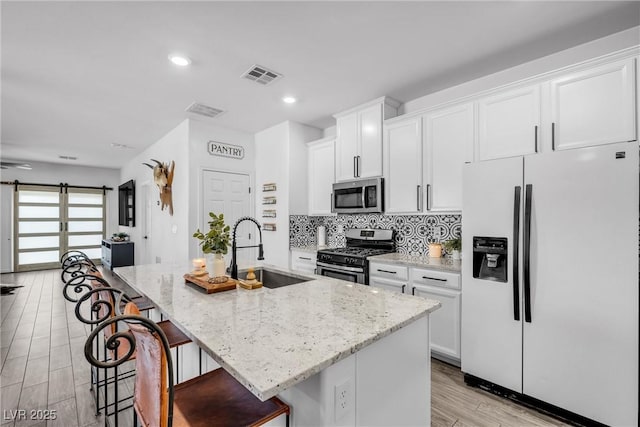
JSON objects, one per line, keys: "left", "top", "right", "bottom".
{"left": 171, "top": 369, "right": 289, "bottom": 427}
{"left": 111, "top": 320, "right": 191, "bottom": 360}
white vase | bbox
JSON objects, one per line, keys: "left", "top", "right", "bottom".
{"left": 451, "top": 250, "right": 461, "bottom": 260}
{"left": 207, "top": 253, "right": 226, "bottom": 278}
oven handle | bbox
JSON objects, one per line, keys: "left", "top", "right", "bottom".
{"left": 316, "top": 261, "right": 365, "bottom": 273}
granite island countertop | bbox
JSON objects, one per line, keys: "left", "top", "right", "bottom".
{"left": 114, "top": 263, "right": 440, "bottom": 401}
{"left": 369, "top": 253, "right": 462, "bottom": 273}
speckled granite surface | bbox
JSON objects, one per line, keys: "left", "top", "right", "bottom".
{"left": 369, "top": 253, "right": 462, "bottom": 273}
{"left": 114, "top": 264, "right": 440, "bottom": 401}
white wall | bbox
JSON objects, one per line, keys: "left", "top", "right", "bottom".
{"left": 0, "top": 161, "right": 120, "bottom": 272}
{"left": 255, "top": 121, "right": 321, "bottom": 268}
{"left": 255, "top": 122, "right": 290, "bottom": 268}
{"left": 402, "top": 26, "right": 640, "bottom": 114}
{"left": 187, "top": 119, "right": 255, "bottom": 259}
{"left": 119, "top": 120, "right": 190, "bottom": 266}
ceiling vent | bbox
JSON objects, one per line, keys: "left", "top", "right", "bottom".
{"left": 241, "top": 64, "right": 282, "bottom": 86}
{"left": 59, "top": 155, "right": 77, "bottom": 160}
{"left": 185, "top": 102, "right": 225, "bottom": 118}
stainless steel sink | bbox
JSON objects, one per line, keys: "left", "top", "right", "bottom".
{"left": 238, "top": 267, "right": 312, "bottom": 289}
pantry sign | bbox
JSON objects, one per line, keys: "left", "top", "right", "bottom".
{"left": 208, "top": 141, "right": 244, "bottom": 160}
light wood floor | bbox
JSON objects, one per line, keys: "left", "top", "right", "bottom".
{"left": 1, "top": 269, "right": 571, "bottom": 427}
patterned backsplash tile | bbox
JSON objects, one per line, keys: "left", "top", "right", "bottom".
{"left": 290, "top": 214, "right": 461, "bottom": 256}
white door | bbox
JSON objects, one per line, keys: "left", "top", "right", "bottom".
{"left": 523, "top": 142, "right": 638, "bottom": 426}
{"left": 549, "top": 58, "right": 636, "bottom": 151}
{"left": 461, "top": 157, "right": 523, "bottom": 392}
{"left": 335, "top": 114, "right": 359, "bottom": 181}
{"left": 201, "top": 170, "right": 252, "bottom": 264}
{"left": 425, "top": 103, "right": 473, "bottom": 211}
{"left": 477, "top": 85, "right": 541, "bottom": 160}
{"left": 411, "top": 284, "right": 461, "bottom": 361}
{"left": 358, "top": 103, "right": 383, "bottom": 178}
{"left": 307, "top": 139, "right": 335, "bottom": 215}
{"left": 0, "top": 186, "right": 12, "bottom": 272}
{"left": 140, "top": 182, "right": 153, "bottom": 264}
{"left": 384, "top": 117, "right": 423, "bottom": 214}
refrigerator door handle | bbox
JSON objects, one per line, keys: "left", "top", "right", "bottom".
{"left": 513, "top": 186, "right": 521, "bottom": 321}
{"left": 523, "top": 183, "right": 533, "bottom": 323}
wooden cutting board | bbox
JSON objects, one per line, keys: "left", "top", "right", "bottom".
{"left": 183, "top": 274, "right": 237, "bottom": 294}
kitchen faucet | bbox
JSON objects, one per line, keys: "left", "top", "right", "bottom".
{"left": 228, "top": 216, "right": 264, "bottom": 280}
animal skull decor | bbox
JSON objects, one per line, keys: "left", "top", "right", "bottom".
{"left": 143, "top": 159, "right": 175, "bottom": 215}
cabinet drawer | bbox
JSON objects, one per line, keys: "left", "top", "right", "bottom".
{"left": 370, "top": 277, "right": 407, "bottom": 294}
{"left": 291, "top": 250, "right": 316, "bottom": 274}
{"left": 411, "top": 268, "right": 460, "bottom": 290}
{"left": 369, "top": 262, "right": 409, "bottom": 280}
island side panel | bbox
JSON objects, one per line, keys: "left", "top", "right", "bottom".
{"left": 356, "top": 315, "right": 430, "bottom": 426}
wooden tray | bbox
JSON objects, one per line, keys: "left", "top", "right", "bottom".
{"left": 183, "top": 274, "right": 237, "bottom": 294}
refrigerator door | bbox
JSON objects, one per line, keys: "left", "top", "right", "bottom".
{"left": 461, "top": 157, "right": 524, "bottom": 392}
{"left": 523, "top": 142, "right": 638, "bottom": 426}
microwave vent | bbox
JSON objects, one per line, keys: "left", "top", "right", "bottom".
{"left": 241, "top": 64, "right": 282, "bottom": 86}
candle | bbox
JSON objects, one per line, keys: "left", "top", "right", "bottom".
{"left": 192, "top": 258, "right": 205, "bottom": 271}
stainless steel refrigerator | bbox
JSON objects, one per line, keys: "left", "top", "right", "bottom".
{"left": 461, "top": 141, "right": 638, "bottom": 426}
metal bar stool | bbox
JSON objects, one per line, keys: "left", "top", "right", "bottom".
{"left": 67, "top": 274, "right": 191, "bottom": 427}
{"left": 85, "top": 302, "right": 291, "bottom": 427}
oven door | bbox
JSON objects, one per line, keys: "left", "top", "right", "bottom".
{"left": 316, "top": 262, "right": 365, "bottom": 284}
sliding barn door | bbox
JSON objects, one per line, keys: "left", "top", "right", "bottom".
{"left": 14, "top": 185, "right": 105, "bottom": 272}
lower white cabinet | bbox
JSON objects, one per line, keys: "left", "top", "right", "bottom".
{"left": 290, "top": 249, "right": 317, "bottom": 274}
{"left": 411, "top": 283, "right": 461, "bottom": 363}
{"left": 369, "top": 261, "right": 461, "bottom": 364}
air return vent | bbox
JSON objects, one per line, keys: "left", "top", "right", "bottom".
{"left": 241, "top": 64, "right": 282, "bottom": 85}
{"left": 185, "top": 102, "right": 225, "bottom": 118}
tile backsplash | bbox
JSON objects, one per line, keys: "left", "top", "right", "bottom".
{"left": 290, "top": 214, "right": 461, "bottom": 256}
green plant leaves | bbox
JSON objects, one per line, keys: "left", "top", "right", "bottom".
{"left": 193, "top": 212, "right": 231, "bottom": 254}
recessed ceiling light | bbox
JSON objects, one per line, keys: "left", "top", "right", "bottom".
{"left": 283, "top": 96, "right": 297, "bottom": 104}
{"left": 168, "top": 54, "right": 191, "bottom": 67}
{"left": 111, "top": 143, "right": 134, "bottom": 149}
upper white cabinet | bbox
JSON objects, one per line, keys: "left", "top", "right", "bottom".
{"left": 307, "top": 137, "right": 335, "bottom": 216}
{"left": 383, "top": 116, "right": 423, "bottom": 214}
{"left": 424, "top": 103, "right": 473, "bottom": 212}
{"left": 477, "top": 85, "right": 541, "bottom": 161}
{"left": 549, "top": 58, "right": 636, "bottom": 151}
{"left": 335, "top": 97, "right": 399, "bottom": 181}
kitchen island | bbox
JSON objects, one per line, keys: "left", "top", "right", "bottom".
{"left": 115, "top": 263, "right": 440, "bottom": 426}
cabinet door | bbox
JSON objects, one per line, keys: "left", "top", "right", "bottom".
{"left": 384, "top": 117, "right": 423, "bottom": 214}
{"left": 335, "top": 114, "right": 359, "bottom": 181}
{"left": 550, "top": 58, "right": 636, "bottom": 151}
{"left": 425, "top": 103, "right": 473, "bottom": 211}
{"left": 370, "top": 276, "right": 407, "bottom": 294}
{"left": 308, "top": 139, "right": 335, "bottom": 215}
{"left": 290, "top": 250, "right": 317, "bottom": 274}
{"left": 412, "top": 283, "right": 461, "bottom": 361}
{"left": 358, "top": 103, "right": 383, "bottom": 178}
{"left": 478, "top": 85, "right": 541, "bottom": 160}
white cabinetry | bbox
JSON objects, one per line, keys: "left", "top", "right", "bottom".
{"left": 424, "top": 103, "right": 473, "bottom": 211}
{"left": 334, "top": 97, "right": 399, "bottom": 181}
{"left": 549, "top": 58, "right": 636, "bottom": 151}
{"left": 290, "top": 249, "right": 317, "bottom": 274}
{"left": 478, "top": 85, "right": 541, "bottom": 161}
{"left": 383, "top": 116, "right": 423, "bottom": 214}
{"left": 369, "top": 260, "right": 462, "bottom": 364}
{"left": 307, "top": 138, "right": 335, "bottom": 215}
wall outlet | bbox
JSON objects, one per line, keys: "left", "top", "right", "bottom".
{"left": 337, "top": 224, "right": 344, "bottom": 233}
{"left": 334, "top": 380, "right": 352, "bottom": 421}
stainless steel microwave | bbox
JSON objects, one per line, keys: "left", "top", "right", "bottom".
{"left": 331, "top": 177, "right": 384, "bottom": 214}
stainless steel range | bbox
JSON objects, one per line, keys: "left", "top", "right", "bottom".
{"left": 316, "top": 229, "right": 395, "bottom": 285}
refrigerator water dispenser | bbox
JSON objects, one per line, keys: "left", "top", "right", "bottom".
{"left": 473, "top": 237, "right": 507, "bottom": 282}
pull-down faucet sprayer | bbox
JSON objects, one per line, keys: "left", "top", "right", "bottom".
{"left": 228, "top": 217, "right": 264, "bottom": 280}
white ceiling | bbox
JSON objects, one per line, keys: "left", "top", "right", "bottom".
{"left": 2, "top": 1, "right": 639, "bottom": 169}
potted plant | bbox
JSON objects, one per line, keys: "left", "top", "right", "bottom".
{"left": 443, "top": 237, "right": 462, "bottom": 260}
{"left": 193, "top": 212, "right": 230, "bottom": 278}
{"left": 112, "top": 232, "right": 129, "bottom": 242}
